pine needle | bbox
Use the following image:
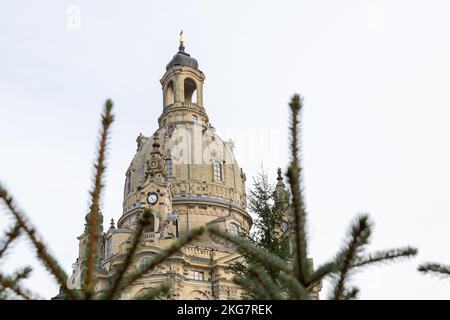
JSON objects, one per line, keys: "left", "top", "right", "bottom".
{"left": 85, "top": 99, "right": 114, "bottom": 298}
{"left": 0, "top": 223, "right": 21, "bottom": 259}
{"left": 208, "top": 226, "right": 291, "bottom": 273}
{"left": 104, "top": 209, "right": 151, "bottom": 300}
{"left": 134, "top": 283, "right": 171, "bottom": 300}
{"left": 248, "top": 265, "right": 283, "bottom": 300}
{"left": 233, "top": 275, "right": 268, "bottom": 299}
{"left": 331, "top": 215, "right": 371, "bottom": 300}
{"left": 353, "top": 247, "right": 417, "bottom": 268}
{"left": 279, "top": 271, "right": 310, "bottom": 300}
{"left": 306, "top": 261, "right": 338, "bottom": 287}
{"left": 0, "top": 269, "right": 41, "bottom": 300}
{"left": 118, "top": 226, "right": 205, "bottom": 292}
{"left": 418, "top": 263, "right": 450, "bottom": 278}
{"left": 286, "top": 94, "right": 309, "bottom": 284}
{"left": 0, "top": 183, "right": 78, "bottom": 300}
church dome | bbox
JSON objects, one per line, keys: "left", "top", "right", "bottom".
{"left": 124, "top": 124, "right": 246, "bottom": 206}
{"left": 119, "top": 36, "right": 251, "bottom": 236}
{"left": 166, "top": 46, "right": 199, "bottom": 71}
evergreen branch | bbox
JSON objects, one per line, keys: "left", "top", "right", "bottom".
{"left": 104, "top": 209, "right": 150, "bottom": 300}
{"left": 233, "top": 275, "right": 267, "bottom": 299}
{"left": 286, "top": 94, "right": 309, "bottom": 284}
{"left": 306, "top": 261, "right": 338, "bottom": 287}
{"left": 119, "top": 227, "right": 205, "bottom": 291}
{"left": 85, "top": 99, "right": 114, "bottom": 298}
{"left": 342, "top": 287, "right": 359, "bottom": 300}
{"left": 279, "top": 271, "right": 310, "bottom": 300}
{"left": 331, "top": 215, "right": 371, "bottom": 300}
{"left": 248, "top": 266, "right": 283, "bottom": 300}
{"left": 134, "top": 283, "right": 171, "bottom": 300}
{"left": 0, "top": 270, "right": 40, "bottom": 300}
{"left": 353, "top": 247, "right": 417, "bottom": 268}
{"left": 418, "top": 263, "right": 450, "bottom": 278}
{"left": 208, "top": 227, "right": 291, "bottom": 273}
{"left": 0, "top": 223, "right": 21, "bottom": 259}
{"left": 12, "top": 266, "right": 32, "bottom": 282}
{"left": 0, "top": 183, "right": 78, "bottom": 300}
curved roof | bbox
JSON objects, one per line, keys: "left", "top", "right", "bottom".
{"left": 166, "top": 45, "right": 199, "bottom": 71}
{"left": 126, "top": 123, "right": 244, "bottom": 200}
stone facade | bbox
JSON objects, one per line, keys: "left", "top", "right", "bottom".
{"left": 66, "top": 39, "right": 310, "bottom": 300}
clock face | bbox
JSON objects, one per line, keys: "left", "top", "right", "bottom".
{"left": 147, "top": 192, "right": 158, "bottom": 205}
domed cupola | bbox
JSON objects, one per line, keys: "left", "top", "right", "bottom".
{"left": 166, "top": 31, "right": 199, "bottom": 71}
{"left": 159, "top": 31, "right": 208, "bottom": 128}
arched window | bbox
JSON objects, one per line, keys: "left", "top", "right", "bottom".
{"left": 166, "top": 158, "right": 173, "bottom": 179}
{"left": 144, "top": 214, "right": 155, "bottom": 233}
{"left": 191, "top": 115, "right": 198, "bottom": 122}
{"left": 184, "top": 78, "right": 197, "bottom": 103}
{"left": 228, "top": 222, "right": 240, "bottom": 235}
{"left": 164, "top": 80, "right": 175, "bottom": 106}
{"left": 139, "top": 256, "right": 154, "bottom": 274}
{"left": 213, "top": 161, "right": 222, "bottom": 181}
{"left": 125, "top": 171, "right": 132, "bottom": 195}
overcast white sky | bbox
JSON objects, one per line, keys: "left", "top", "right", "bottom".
{"left": 1, "top": 0, "right": 450, "bottom": 299}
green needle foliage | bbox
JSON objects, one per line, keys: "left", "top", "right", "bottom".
{"left": 230, "top": 172, "right": 291, "bottom": 299}
{"left": 218, "top": 94, "right": 417, "bottom": 300}
{"left": 0, "top": 95, "right": 418, "bottom": 300}
{"left": 0, "top": 99, "right": 204, "bottom": 300}
{"left": 418, "top": 263, "right": 450, "bottom": 279}
{"left": 0, "top": 221, "right": 38, "bottom": 300}
{"left": 229, "top": 172, "right": 291, "bottom": 299}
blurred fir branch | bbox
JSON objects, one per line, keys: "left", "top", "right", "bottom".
{"left": 85, "top": 99, "right": 114, "bottom": 299}
{"left": 0, "top": 95, "right": 419, "bottom": 300}
{"left": 418, "top": 263, "right": 450, "bottom": 278}
{"left": 0, "top": 99, "right": 203, "bottom": 300}
{"left": 219, "top": 94, "right": 417, "bottom": 300}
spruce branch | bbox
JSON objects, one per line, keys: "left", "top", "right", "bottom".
{"left": 286, "top": 94, "right": 309, "bottom": 284}
{"left": 353, "top": 247, "right": 417, "bottom": 269}
{"left": 0, "top": 223, "right": 21, "bottom": 259}
{"left": 134, "top": 283, "right": 171, "bottom": 300}
{"left": 208, "top": 227, "right": 291, "bottom": 273}
{"left": 0, "top": 183, "right": 78, "bottom": 300}
{"left": 104, "top": 209, "right": 151, "bottom": 300}
{"left": 306, "top": 261, "right": 338, "bottom": 287}
{"left": 118, "top": 227, "right": 205, "bottom": 292}
{"left": 342, "top": 287, "right": 359, "bottom": 300}
{"left": 279, "top": 271, "right": 310, "bottom": 300}
{"left": 85, "top": 99, "right": 114, "bottom": 298}
{"left": 331, "top": 215, "right": 371, "bottom": 300}
{"left": 418, "top": 263, "right": 450, "bottom": 278}
{"left": 233, "top": 275, "right": 268, "bottom": 299}
{"left": 0, "top": 268, "right": 40, "bottom": 300}
{"left": 248, "top": 265, "right": 283, "bottom": 300}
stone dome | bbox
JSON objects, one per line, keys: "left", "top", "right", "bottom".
{"left": 119, "top": 40, "right": 251, "bottom": 235}
{"left": 125, "top": 124, "right": 245, "bottom": 202}
{"left": 121, "top": 121, "right": 250, "bottom": 232}
{"left": 166, "top": 45, "right": 199, "bottom": 71}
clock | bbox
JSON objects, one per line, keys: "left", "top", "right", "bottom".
{"left": 147, "top": 192, "right": 158, "bottom": 205}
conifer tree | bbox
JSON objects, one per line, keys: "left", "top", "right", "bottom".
{"left": 210, "top": 94, "right": 418, "bottom": 300}
{"left": 230, "top": 171, "right": 291, "bottom": 299}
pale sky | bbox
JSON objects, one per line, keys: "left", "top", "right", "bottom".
{"left": 1, "top": 0, "right": 450, "bottom": 299}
